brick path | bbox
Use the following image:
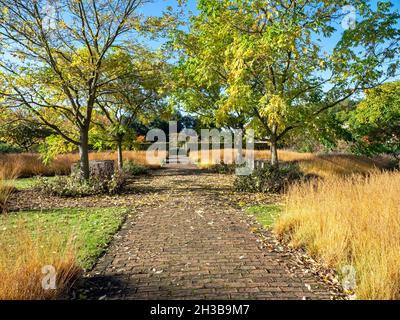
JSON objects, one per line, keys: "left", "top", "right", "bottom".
{"left": 73, "top": 165, "right": 334, "bottom": 300}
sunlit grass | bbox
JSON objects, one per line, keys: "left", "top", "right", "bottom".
{"left": 4, "top": 177, "right": 57, "bottom": 190}
{"left": 274, "top": 170, "right": 400, "bottom": 300}
{"left": 0, "top": 151, "right": 162, "bottom": 178}
{"left": 0, "top": 166, "right": 20, "bottom": 213}
{"left": 254, "top": 150, "right": 393, "bottom": 177}
{"left": 0, "top": 207, "right": 128, "bottom": 299}
{"left": 192, "top": 149, "right": 392, "bottom": 178}
{"left": 246, "top": 204, "right": 283, "bottom": 228}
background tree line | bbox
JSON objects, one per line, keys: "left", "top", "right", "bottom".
{"left": 0, "top": 0, "right": 399, "bottom": 178}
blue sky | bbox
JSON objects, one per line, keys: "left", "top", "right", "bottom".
{"left": 138, "top": 0, "right": 400, "bottom": 88}
{"left": 139, "top": 0, "right": 400, "bottom": 52}
{"left": 140, "top": 0, "right": 198, "bottom": 17}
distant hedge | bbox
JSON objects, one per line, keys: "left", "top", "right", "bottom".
{"left": 0, "top": 142, "right": 22, "bottom": 154}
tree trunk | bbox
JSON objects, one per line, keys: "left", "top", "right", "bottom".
{"left": 270, "top": 137, "right": 279, "bottom": 168}
{"left": 117, "top": 136, "right": 123, "bottom": 171}
{"left": 79, "top": 129, "right": 90, "bottom": 180}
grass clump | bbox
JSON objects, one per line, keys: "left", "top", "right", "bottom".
{"left": 0, "top": 180, "right": 15, "bottom": 213}
{"left": 0, "top": 167, "right": 19, "bottom": 213}
{"left": 274, "top": 170, "right": 400, "bottom": 299}
{"left": 0, "top": 207, "right": 128, "bottom": 299}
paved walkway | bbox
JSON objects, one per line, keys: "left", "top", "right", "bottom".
{"left": 73, "top": 165, "right": 334, "bottom": 300}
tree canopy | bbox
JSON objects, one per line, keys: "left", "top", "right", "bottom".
{"left": 171, "top": 0, "right": 400, "bottom": 165}
{"left": 0, "top": 0, "right": 166, "bottom": 178}
{"left": 0, "top": 0, "right": 399, "bottom": 171}
{"left": 93, "top": 45, "right": 169, "bottom": 168}
{"left": 349, "top": 80, "right": 400, "bottom": 161}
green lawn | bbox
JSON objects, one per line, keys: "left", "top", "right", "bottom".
{"left": 0, "top": 207, "right": 128, "bottom": 270}
{"left": 4, "top": 177, "right": 57, "bottom": 190}
{"left": 13, "top": 177, "right": 41, "bottom": 190}
{"left": 246, "top": 204, "right": 283, "bottom": 228}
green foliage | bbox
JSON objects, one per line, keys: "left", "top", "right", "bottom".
{"left": 284, "top": 103, "right": 356, "bottom": 153}
{"left": 0, "top": 142, "right": 21, "bottom": 154}
{"left": 0, "top": 121, "right": 50, "bottom": 152}
{"left": 209, "top": 161, "right": 237, "bottom": 174}
{"left": 39, "top": 135, "right": 77, "bottom": 164}
{"left": 348, "top": 81, "right": 400, "bottom": 160}
{"left": 122, "top": 161, "right": 148, "bottom": 176}
{"left": 93, "top": 45, "right": 169, "bottom": 156}
{"left": 38, "top": 171, "right": 127, "bottom": 197}
{"left": 234, "top": 163, "right": 303, "bottom": 193}
{"left": 171, "top": 0, "right": 400, "bottom": 165}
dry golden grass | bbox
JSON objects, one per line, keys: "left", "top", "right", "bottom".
{"left": 274, "top": 170, "right": 400, "bottom": 299}
{"left": 1, "top": 149, "right": 391, "bottom": 179}
{"left": 192, "top": 149, "right": 392, "bottom": 177}
{"left": 189, "top": 148, "right": 240, "bottom": 166}
{"left": 254, "top": 150, "right": 392, "bottom": 177}
{"left": 0, "top": 221, "right": 81, "bottom": 300}
{"left": 0, "top": 166, "right": 20, "bottom": 213}
{"left": 0, "top": 153, "right": 74, "bottom": 178}
{"left": 0, "top": 151, "right": 161, "bottom": 178}
{"left": 254, "top": 149, "right": 314, "bottom": 162}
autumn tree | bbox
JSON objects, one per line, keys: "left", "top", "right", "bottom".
{"left": 349, "top": 81, "right": 400, "bottom": 163}
{"left": 0, "top": 121, "right": 51, "bottom": 152}
{"left": 0, "top": 0, "right": 150, "bottom": 179}
{"left": 0, "top": 107, "right": 49, "bottom": 151}
{"left": 170, "top": 63, "right": 248, "bottom": 130}
{"left": 94, "top": 46, "right": 168, "bottom": 169}
{"left": 172, "top": 0, "right": 400, "bottom": 166}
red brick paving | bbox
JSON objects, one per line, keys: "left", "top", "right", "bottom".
{"left": 73, "top": 167, "right": 334, "bottom": 300}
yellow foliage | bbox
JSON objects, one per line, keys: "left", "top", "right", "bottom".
{"left": 259, "top": 94, "right": 289, "bottom": 127}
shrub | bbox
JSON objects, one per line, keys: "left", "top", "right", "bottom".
{"left": 37, "top": 171, "right": 127, "bottom": 197}
{"left": 234, "top": 163, "right": 303, "bottom": 193}
{"left": 0, "top": 142, "right": 22, "bottom": 154}
{"left": 209, "top": 161, "right": 237, "bottom": 174}
{"left": 122, "top": 161, "right": 148, "bottom": 176}
{"left": 106, "top": 171, "right": 127, "bottom": 195}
